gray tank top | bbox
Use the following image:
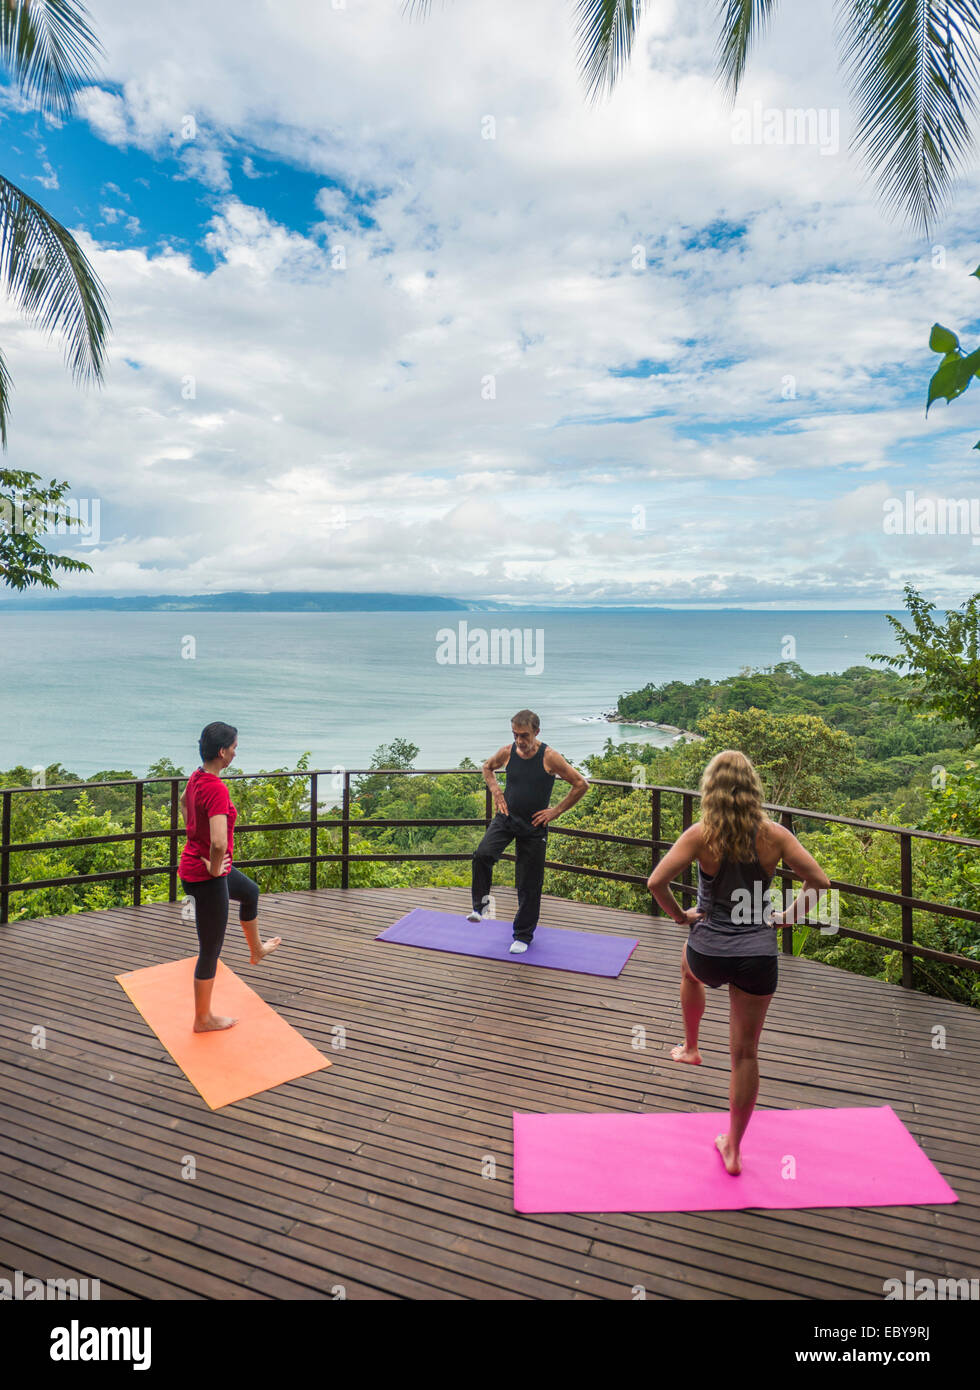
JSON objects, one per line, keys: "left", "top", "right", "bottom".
{"left": 687, "top": 827, "right": 777, "bottom": 957}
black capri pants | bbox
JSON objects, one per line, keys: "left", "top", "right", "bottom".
{"left": 179, "top": 868, "right": 260, "bottom": 980}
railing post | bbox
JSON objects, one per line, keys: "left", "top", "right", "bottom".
{"left": 681, "top": 792, "right": 693, "bottom": 905}
{"left": 169, "top": 780, "right": 179, "bottom": 902}
{"left": 342, "top": 771, "right": 350, "bottom": 890}
{"left": 1, "top": 790, "right": 10, "bottom": 926}
{"left": 780, "top": 810, "right": 794, "bottom": 955}
{"left": 649, "top": 787, "right": 661, "bottom": 915}
{"left": 650, "top": 787, "right": 661, "bottom": 869}
{"left": 310, "top": 772, "right": 318, "bottom": 891}
{"left": 901, "top": 831, "right": 914, "bottom": 989}
{"left": 133, "top": 780, "right": 143, "bottom": 907}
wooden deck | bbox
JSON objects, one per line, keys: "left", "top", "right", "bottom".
{"left": 1, "top": 885, "right": 978, "bottom": 1300}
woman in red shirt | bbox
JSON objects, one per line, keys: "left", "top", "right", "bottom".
{"left": 178, "top": 721, "right": 281, "bottom": 1031}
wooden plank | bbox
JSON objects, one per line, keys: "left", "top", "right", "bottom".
{"left": 1, "top": 885, "right": 977, "bottom": 1301}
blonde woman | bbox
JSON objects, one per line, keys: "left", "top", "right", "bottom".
{"left": 647, "top": 749, "right": 830, "bottom": 1175}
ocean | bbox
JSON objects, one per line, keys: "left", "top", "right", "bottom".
{"left": 0, "top": 609, "right": 902, "bottom": 781}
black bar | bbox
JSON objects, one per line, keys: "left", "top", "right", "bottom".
{"left": 0, "top": 766, "right": 978, "bottom": 845}
{"left": 310, "top": 772, "right": 318, "bottom": 892}
{"left": 549, "top": 823, "right": 660, "bottom": 848}
{"left": 133, "top": 781, "right": 143, "bottom": 907}
{"left": 821, "top": 922, "right": 980, "bottom": 969}
{"left": 341, "top": 771, "right": 350, "bottom": 890}
{"left": 318, "top": 817, "right": 485, "bottom": 832}
{"left": 649, "top": 787, "right": 660, "bottom": 915}
{"left": 780, "top": 809, "right": 794, "bottom": 956}
{"left": 681, "top": 792, "right": 693, "bottom": 898}
{"left": 901, "top": 831, "right": 914, "bottom": 990}
{"left": 1, "top": 789, "right": 10, "bottom": 926}
{"left": 169, "top": 780, "right": 179, "bottom": 902}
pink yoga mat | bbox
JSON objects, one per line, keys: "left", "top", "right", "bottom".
{"left": 512, "top": 1106, "right": 958, "bottom": 1213}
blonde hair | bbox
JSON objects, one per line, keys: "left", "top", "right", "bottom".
{"left": 698, "top": 749, "right": 767, "bottom": 863}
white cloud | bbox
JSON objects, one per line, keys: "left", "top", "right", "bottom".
{"left": 4, "top": 0, "right": 979, "bottom": 607}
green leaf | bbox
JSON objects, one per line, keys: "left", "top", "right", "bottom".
{"left": 926, "top": 356, "right": 971, "bottom": 412}
{"left": 972, "top": 265, "right": 980, "bottom": 280}
{"left": 930, "top": 323, "right": 960, "bottom": 354}
{"left": 792, "top": 926, "right": 811, "bottom": 957}
{"left": 925, "top": 345, "right": 980, "bottom": 412}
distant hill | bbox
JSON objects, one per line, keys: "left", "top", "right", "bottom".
{"left": 0, "top": 591, "right": 516, "bottom": 613}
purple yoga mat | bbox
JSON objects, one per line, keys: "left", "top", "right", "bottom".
{"left": 512, "top": 1106, "right": 958, "bottom": 1213}
{"left": 375, "top": 907, "right": 638, "bottom": 977}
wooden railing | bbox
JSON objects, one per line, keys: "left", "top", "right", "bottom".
{"left": 2, "top": 768, "right": 979, "bottom": 990}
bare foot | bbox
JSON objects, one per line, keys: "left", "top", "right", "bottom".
{"left": 715, "top": 1133, "right": 742, "bottom": 1175}
{"left": 249, "top": 936, "right": 282, "bottom": 964}
{"left": 193, "top": 1014, "right": 238, "bottom": 1032}
{"left": 670, "top": 1043, "right": 702, "bottom": 1065}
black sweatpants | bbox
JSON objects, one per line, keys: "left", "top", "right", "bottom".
{"left": 472, "top": 813, "right": 547, "bottom": 942}
{"left": 179, "top": 867, "right": 260, "bottom": 980}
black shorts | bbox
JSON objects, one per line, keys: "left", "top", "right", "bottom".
{"left": 685, "top": 943, "right": 777, "bottom": 996}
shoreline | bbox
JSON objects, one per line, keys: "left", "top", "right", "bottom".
{"left": 602, "top": 711, "right": 704, "bottom": 742}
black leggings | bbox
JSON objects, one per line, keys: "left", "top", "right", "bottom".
{"left": 179, "top": 868, "right": 260, "bottom": 980}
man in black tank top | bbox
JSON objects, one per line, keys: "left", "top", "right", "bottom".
{"left": 468, "top": 710, "right": 590, "bottom": 951}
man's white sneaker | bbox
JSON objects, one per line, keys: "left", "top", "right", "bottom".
{"left": 466, "top": 910, "right": 483, "bottom": 923}
{"left": 509, "top": 941, "right": 528, "bottom": 954}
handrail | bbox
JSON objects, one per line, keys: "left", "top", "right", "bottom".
{"left": 5, "top": 767, "right": 980, "bottom": 845}
{"left": 1, "top": 767, "right": 978, "bottom": 990}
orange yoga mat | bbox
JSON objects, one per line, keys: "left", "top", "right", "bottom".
{"left": 115, "top": 956, "right": 331, "bottom": 1109}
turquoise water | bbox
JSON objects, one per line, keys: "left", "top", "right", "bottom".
{"left": 0, "top": 609, "right": 902, "bottom": 780}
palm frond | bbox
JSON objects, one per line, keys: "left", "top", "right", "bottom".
{"left": 715, "top": 0, "right": 781, "bottom": 95}
{"left": 400, "top": 0, "right": 644, "bottom": 102}
{"left": 0, "top": 0, "right": 105, "bottom": 119}
{"left": 0, "top": 345, "right": 11, "bottom": 450}
{"left": 840, "top": 0, "right": 980, "bottom": 232}
{"left": 572, "top": 1, "right": 648, "bottom": 104}
{"left": 403, "top": 1, "right": 647, "bottom": 104}
{"left": 0, "top": 174, "right": 110, "bottom": 390}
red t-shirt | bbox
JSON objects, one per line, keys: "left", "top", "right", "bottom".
{"left": 178, "top": 768, "right": 238, "bottom": 882}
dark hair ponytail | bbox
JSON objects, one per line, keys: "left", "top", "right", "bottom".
{"left": 199, "top": 722, "right": 238, "bottom": 761}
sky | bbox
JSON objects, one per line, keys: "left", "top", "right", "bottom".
{"left": 2, "top": 0, "right": 980, "bottom": 609}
